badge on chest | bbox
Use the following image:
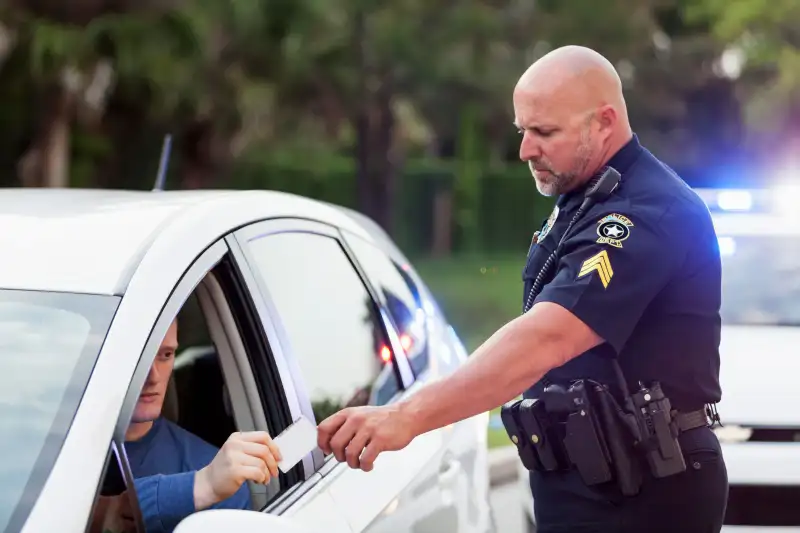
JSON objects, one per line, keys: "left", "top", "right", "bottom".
{"left": 525, "top": 204, "right": 560, "bottom": 278}
{"left": 538, "top": 205, "right": 560, "bottom": 242}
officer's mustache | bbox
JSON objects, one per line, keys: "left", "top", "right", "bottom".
{"left": 529, "top": 160, "right": 557, "bottom": 175}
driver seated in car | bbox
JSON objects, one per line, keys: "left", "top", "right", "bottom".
{"left": 96, "top": 318, "right": 282, "bottom": 533}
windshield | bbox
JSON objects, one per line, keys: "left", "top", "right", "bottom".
{"left": 719, "top": 234, "right": 800, "bottom": 326}
{"left": 0, "top": 289, "right": 118, "bottom": 532}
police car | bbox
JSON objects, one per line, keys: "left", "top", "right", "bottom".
{"left": 517, "top": 186, "right": 800, "bottom": 532}
{"left": 697, "top": 186, "right": 800, "bottom": 532}
{"left": 0, "top": 188, "right": 494, "bottom": 533}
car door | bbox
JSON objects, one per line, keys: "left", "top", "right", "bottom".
{"left": 339, "top": 229, "right": 482, "bottom": 533}
{"left": 88, "top": 235, "right": 353, "bottom": 533}
{"left": 229, "top": 218, "right": 456, "bottom": 532}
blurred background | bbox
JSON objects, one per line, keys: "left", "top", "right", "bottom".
{"left": 0, "top": 0, "right": 797, "bottom": 355}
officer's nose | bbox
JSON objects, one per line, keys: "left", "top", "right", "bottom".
{"left": 519, "top": 131, "right": 542, "bottom": 162}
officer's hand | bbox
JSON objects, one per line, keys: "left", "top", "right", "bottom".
{"left": 317, "top": 405, "right": 415, "bottom": 472}
{"left": 194, "top": 431, "right": 282, "bottom": 510}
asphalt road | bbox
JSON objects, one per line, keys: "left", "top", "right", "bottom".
{"left": 490, "top": 481, "right": 528, "bottom": 533}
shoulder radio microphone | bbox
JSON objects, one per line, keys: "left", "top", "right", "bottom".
{"left": 524, "top": 166, "right": 621, "bottom": 312}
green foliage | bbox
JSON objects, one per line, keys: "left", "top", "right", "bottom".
{"left": 228, "top": 147, "right": 554, "bottom": 256}
{"left": 415, "top": 254, "right": 526, "bottom": 350}
{"left": 27, "top": 19, "right": 92, "bottom": 75}
{"left": 311, "top": 399, "right": 344, "bottom": 423}
{"left": 70, "top": 127, "right": 113, "bottom": 187}
{"left": 0, "top": 0, "right": 779, "bottom": 195}
{"left": 684, "top": 0, "right": 800, "bottom": 140}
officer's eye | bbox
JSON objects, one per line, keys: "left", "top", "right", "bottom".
{"left": 534, "top": 128, "right": 556, "bottom": 137}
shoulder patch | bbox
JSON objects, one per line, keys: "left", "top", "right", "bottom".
{"left": 578, "top": 250, "right": 613, "bottom": 288}
{"left": 596, "top": 213, "right": 633, "bottom": 248}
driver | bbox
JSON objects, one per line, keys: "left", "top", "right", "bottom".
{"left": 95, "top": 318, "right": 282, "bottom": 533}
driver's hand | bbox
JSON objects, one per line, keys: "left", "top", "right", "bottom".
{"left": 194, "top": 431, "right": 282, "bottom": 510}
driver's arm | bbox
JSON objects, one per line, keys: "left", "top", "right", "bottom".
{"left": 132, "top": 431, "right": 281, "bottom": 532}
{"left": 134, "top": 473, "right": 195, "bottom": 533}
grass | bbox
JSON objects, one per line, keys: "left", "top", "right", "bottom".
{"left": 414, "top": 253, "right": 525, "bottom": 449}
{"left": 414, "top": 253, "right": 525, "bottom": 351}
{"left": 486, "top": 406, "right": 512, "bottom": 449}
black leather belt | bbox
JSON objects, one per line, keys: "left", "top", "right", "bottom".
{"left": 673, "top": 409, "right": 709, "bottom": 432}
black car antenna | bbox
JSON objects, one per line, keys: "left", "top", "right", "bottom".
{"left": 152, "top": 134, "right": 173, "bottom": 191}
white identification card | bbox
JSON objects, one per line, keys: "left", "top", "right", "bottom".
{"left": 273, "top": 416, "right": 318, "bottom": 473}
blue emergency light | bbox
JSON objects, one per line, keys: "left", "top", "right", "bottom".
{"left": 715, "top": 190, "right": 752, "bottom": 211}
{"left": 717, "top": 236, "right": 736, "bottom": 256}
{"left": 696, "top": 188, "right": 772, "bottom": 214}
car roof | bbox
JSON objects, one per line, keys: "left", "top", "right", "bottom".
{"left": 0, "top": 188, "right": 373, "bottom": 295}
{"left": 711, "top": 212, "right": 800, "bottom": 236}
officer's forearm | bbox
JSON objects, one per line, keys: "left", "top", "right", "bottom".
{"left": 401, "top": 302, "right": 598, "bottom": 437}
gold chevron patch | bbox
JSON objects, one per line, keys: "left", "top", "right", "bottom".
{"left": 577, "top": 250, "right": 613, "bottom": 288}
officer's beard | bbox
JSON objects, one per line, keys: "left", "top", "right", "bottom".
{"left": 530, "top": 127, "right": 594, "bottom": 197}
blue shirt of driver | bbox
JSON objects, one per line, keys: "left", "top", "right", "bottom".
{"left": 126, "top": 417, "right": 251, "bottom": 533}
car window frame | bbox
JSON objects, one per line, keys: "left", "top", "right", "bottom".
{"left": 228, "top": 218, "right": 416, "bottom": 481}
{"left": 110, "top": 236, "right": 306, "bottom": 528}
{"left": 339, "top": 229, "right": 433, "bottom": 381}
{"left": 207, "top": 251, "right": 305, "bottom": 502}
{"left": 108, "top": 239, "right": 229, "bottom": 531}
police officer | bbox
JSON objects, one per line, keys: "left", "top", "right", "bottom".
{"left": 317, "top": 45, "right": 728, "bottom": 532}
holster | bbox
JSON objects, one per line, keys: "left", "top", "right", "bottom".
{"left": 592, "top": 383, "right": 643, "bottom": 496}
{"left": 502, "top": 380, "right": 646, "bottom": 497}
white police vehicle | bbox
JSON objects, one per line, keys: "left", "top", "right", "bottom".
{"left": 0, "top": 188, "right": 493, "bottom": 533}
{"left": 517, "top": 186, "right": 800, "bottom": 532}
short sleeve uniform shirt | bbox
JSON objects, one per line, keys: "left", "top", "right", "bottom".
{"left": 522, "top": 134, "right": 722, "bottom": 411}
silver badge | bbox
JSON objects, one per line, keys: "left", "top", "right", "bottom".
{"left": 539, "top": 205, "right": 560, "bottom": 241}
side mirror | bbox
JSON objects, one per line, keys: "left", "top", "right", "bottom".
{"left": 173, "top": 509, "right": 323, "bottom": 533}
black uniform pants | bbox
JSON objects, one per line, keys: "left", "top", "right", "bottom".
{"left": 530, "top": 426, "right": 728, "bottom": 533}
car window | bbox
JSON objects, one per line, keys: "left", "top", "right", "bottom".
{"left": 345, "top": 234, "right": 430, "bottom": 378}
{"left": 718, "top": 234, "right": 800, "bottom": 326}
{"left": 243, "top": 231, "right": 403, "bottom": 423}
{"left": 0, "top": 289, "right": 118, "bottom": 532}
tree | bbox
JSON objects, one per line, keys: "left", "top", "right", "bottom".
{"left": 1, "top": 0, "right": 302, "bottom": 189}
{"left": 0, "top": 2, "right": 204, "bottom": 186}
{"left": 683, "top": 0, "right": 800, "bottom": 164}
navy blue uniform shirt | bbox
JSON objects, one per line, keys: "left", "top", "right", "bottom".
{"left": 126, "top": 417, "right": 251, "bottom": 533}
{"left": 522, "top": 134, "right": 722, "bottom": 411}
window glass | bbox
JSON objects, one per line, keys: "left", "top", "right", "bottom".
{"left": 346, "top": 235, "right": 430, "bottom": 377}
{"left": 0, "top": 290, "right": 118, "bottom": 532}
{"left": 717, "top": 234, "right": 800, "bottom": 326}
{"left": 244, "top": 232, "right": 402, "bottom": 423}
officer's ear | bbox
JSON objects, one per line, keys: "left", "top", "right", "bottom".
{"left": 593, "top": 104, "right": 617, "bottom": 139}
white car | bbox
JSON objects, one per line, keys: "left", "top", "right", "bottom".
{"left": 0, "top": 188, "right": 494, "bottom": 533}
{"left": 518, "top": 186, "right": 800, "bottom": 532}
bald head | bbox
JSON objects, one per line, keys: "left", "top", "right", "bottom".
{"left": 513, "top": 46, "right": 632, "bottom": 196}
{"left": 516, "top": 46, "right": 625, "bottom": 105}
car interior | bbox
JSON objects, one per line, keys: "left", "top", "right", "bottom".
{"left": 89, "top": 264, "right": 305, "bottom": 532}
{"left": 165, "top": 270, "right": 285, "bottom": 509}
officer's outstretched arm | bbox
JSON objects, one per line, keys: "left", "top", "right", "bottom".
{"left": 402, "top": 298, "right": 605, "bottom": 436}
{"left": 402, "top": 206, "right": 691, "bottom": 437}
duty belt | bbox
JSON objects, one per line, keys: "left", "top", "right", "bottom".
{"left": 501, "top": 380, "right": 720, "bottom": 497}
{"left": 673, "top": 409, "right": 710, "bottom": 433}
